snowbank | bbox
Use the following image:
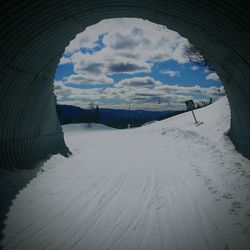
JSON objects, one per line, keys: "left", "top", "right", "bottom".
{"left": 139, "top": 96, "right": 230, "bottom": 141}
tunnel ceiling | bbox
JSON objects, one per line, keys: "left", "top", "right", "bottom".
{"left": 0, "top": 0, "right": 250, "bottom": 168}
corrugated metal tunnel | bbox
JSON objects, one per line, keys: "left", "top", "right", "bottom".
{"left": 0, "top": 0, "right": 250, "bottom": 169}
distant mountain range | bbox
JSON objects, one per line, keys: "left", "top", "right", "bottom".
{"left": 56, "top": 104, "right": 186, "bottom": 129}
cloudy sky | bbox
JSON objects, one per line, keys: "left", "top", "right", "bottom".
{"left": 54, "top": 18, "right": 224, "bottom": 111}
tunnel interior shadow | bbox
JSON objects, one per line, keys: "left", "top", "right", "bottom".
{"left": 0, "top": 161, "right": 45, "bottom": 249}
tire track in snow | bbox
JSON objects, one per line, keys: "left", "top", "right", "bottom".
{"left": 105, "top": 158, "right": 155, "bottom": 250}
{"left": 49, "top": 160, "right": 134, "bottom": 250}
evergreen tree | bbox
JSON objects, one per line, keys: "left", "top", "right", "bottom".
{"left": 94, "top": 105, "right": 100, "bottom": 123}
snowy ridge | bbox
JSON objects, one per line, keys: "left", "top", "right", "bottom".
{"left": 1, "top": 97, "right": 250, "bottom": 250}
{"left": 139, "top": 96, "right": 230, "bottom": 141}
{"left": 63, "top": 123, "right": 116, "bottom": 132}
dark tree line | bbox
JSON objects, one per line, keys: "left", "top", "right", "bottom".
{"left": 56, "top": 104, "right": 186, "bottom": 129}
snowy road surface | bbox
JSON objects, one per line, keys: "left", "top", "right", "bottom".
{"left": 1, "top": 97, "right": 250, "bottom": 249}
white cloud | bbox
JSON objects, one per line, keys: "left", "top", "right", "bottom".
{"left": 54, "top": 82, "right": 83, "bottom": 101}
{"left": 65, "top": 19, "right": 189, "bottom": 64}
{"left": 64, "top": 22, "right": 111, "bottom": 53}
{"left": 65, "top": 74, "right": 114, "bottom": 85}
{"left": 63, "top": 18, "right": 189, "bottom": 78}
{"left": 206, "top": 72, "right": 219, "bottom": 81}
{"left": 55, "top": 76, "right": 224, "bottom": 111}
{"left": 54, "top": 80, "right": 64, "bottom": 90}
{"left": 191, "top": 66, "right": 199, "bottom": 71}
{"left": 54, "top": 82, "right": 106, "bottom": 102}
{"left": 71, "top": 50, "right": 151, "bottom": 76}
{"left": 154, "top": 84, "right": 224, "bottom": 96}
{"left": 115, "top": 76, "right": 161, "bottom": 88}
{"left": 160, "top": 70, "right": 181, "bottom": 77}
{"left": 59, "top": 56, "right": 72, "bottom": 65}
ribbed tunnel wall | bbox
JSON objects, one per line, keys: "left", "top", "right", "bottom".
{"left": 0, "top": 0, "right": 250, "bottom": 169}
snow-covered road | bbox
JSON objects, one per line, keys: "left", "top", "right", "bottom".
{"left": 1, "top": 97, "right": 250, "bottom": 249}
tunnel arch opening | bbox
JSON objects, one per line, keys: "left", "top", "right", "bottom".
{"left": 53, "top": 17, "right": 225, "bottom": 131}
{"left": 0, "top": 1, "right": 249, "bottom": 169}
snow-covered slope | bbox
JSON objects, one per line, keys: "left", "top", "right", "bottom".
{"left": 1, "top": 97, "right": 250, "bottom": 250}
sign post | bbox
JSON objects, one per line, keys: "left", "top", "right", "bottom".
{"left": 185, "top": 100, "right": 198, "bottom": 124}
{"left": 191, "top": 109, "right": 198, "bottom": 124}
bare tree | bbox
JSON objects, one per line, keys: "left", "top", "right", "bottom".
{"left": 183, "top": 42, "right": 214, "bottom": 71}
{"left": 87, "top": 102, "right": 95, "bottom": 128}
{"left": 89, "top": 103, "right": 95, "bottom": 110}
{"left": 94, "top": 104, "right": 100, "bottom": 123}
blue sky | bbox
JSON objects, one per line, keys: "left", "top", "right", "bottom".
{"left": 54, "top": 18, "right": 224, "bottom": 111}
